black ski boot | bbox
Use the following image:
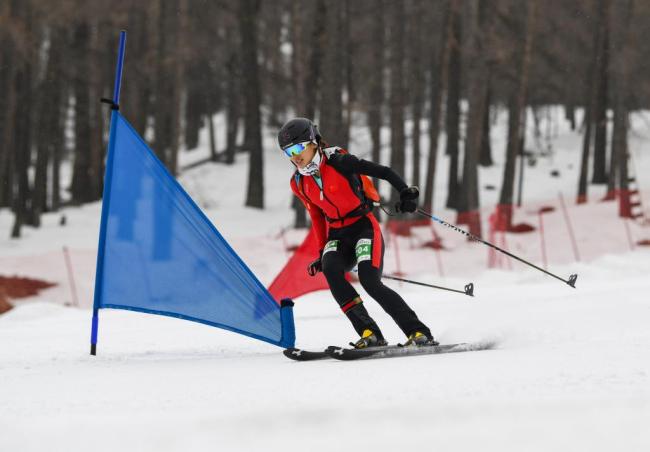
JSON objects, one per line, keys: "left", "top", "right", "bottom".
{"left": 350, "top": 329, "right": 388, "bottom": 349}
{"left": 403, "top": 331, "right": 439, "bottom": 347}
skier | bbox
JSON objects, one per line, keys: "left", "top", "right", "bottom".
{"left": 278, "top": 117, "right": 437, "bottom": 349}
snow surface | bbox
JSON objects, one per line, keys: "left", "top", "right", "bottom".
{"left": 2, "top": 107, "right": 650, "bottom": 451}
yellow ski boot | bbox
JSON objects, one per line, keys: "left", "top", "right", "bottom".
{"left": 350, "top": 329, "right": 387, "bottom": 349}
{"left": 404, "top": 331, "right": 439, "bottom": 347}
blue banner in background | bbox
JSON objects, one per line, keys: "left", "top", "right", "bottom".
{"left": 95, "top": 112, "right": 293, "bottom": 348}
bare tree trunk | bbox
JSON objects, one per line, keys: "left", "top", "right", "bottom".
{"left": 225, "top": 50, "right": 240, "bottom": 165}
{"left": 319, "top": 0, "right": 345, "bottom": 147}
{"left": 388, "top": 0, "right": 406, "bottom": 206}
{"left": 259, "top": 2, "right": 285, "bottom": 129}
{"left": 70, "top": 21, "right": 92, "bottom": 204}
{"left": 240, "top": 0, "right": 264, "bottom": 208}
{"left": 423, "top": 0, "right": 454, "bottom": 213}
{"left": 290, "top": 1, "right": 309, "bottom": 116}
{"left": 33, "top": 25, "right": 64, "bottom": 225}
{"left": 367, "top": 0, "right": 384, "bottom": 190}
{"left": 500, "top": 99, "right": 519, "bottom": 209}
{"left": 407, "top": 0, "right": 426, "bottom": 189}
{"left": 153, "top": 0, "right": 181, "bottom": 173}
{"left": 610, "top": 0, "right": 634, "bottom": 211}
{"left": 565, "top": 104, "right": 576, "bottom": 131}
{"left": 51, "top": 77, "right": 66, "bottom": 213}
{"left": 498, "top": 0, "right": 537, "bottom": 227}
{"left": 11, "top": 1, "right": 34, "bottom": 237}
{"left": 577, "top": 4, "right": 604, "bottom": 204}
{"left": 445, "top": 1, "right": 462, "bottom": 210}
{"left": 0, "top": 5, "right": 18, "bottom": 208}
{"left": 207, "top": 115, "right": 218, "bottom": 161}
{"left": 610, "top": 104, "right": 627, "bottom": 203}
{"left": 88, "top": 19, "right": 107, "bottom": 201}
{"left": 33, "top": 114, "right": 49, "bottom": 227}
{"left": 592, "top": 0, "right": 611, "bottom": 184}
{"left": 289, "top": 0, "right": 320, "bottom": 228}
{"left": 151, "top": 0, "right": 183, "bottom": 260}
{"left": 458, "top": 1, "right": 494, "bottom": 237}
{"left": 577, "top": 105, "right": 593, "bottom": 204}
{"left": 289, "top": 1, "right": 307, "bottom": 228}
{"left": 342, "top": 0, "right": 354, "bottom": 148}
{"left": 479, "top": 86, "right": 493, "bottom": 167}
{"left": 169, "top": 0, "right": 186, "bottom": 176}
{"left": 306, "top": 0, "right": 326, "bottom": 120}
{"left": 12, "top": 67, "right": 32, "bottom": 236}
{"left": 51, "top": 97, "right": 63, "bottom": 212}
{"left": 184, "top": 63, "right": 204, "bottom": 152}
{"left": 0, "top": 8, "right": 4, "bottom": 207}
{"left": 124, "top": 3, "right": 151, "bottom": 136}
{"left": 183, "top": 5, "right": 221, "bottom": 156}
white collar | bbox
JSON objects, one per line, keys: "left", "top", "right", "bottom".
{"left": 297, "top": 149, "right": 322, "bottom": 176}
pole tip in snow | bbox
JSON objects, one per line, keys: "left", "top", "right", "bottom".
{"left": 464, "top": 283, "right": 474, "bottom": 297}
{"left": 568, "top": 274, "right": 578, "bottom": 288}
{"left": 90, "top": 344, "right": 96, "bottom": 356}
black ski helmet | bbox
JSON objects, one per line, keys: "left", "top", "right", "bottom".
{"left": 277, "top": 118, "right": 321, "bottom": 150}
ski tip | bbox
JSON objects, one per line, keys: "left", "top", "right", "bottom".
{"left": 283, "top": 348, "right": 298, "bottom": 357}
{"left": 283, "top": 348, "right": 307, "bottom": 361}
{"left": 283, "top": 347, "right": 335, "bottom": 361}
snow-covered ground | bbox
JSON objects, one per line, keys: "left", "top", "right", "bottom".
{"left": 1, "top": 107, "right": 650, "bottom": 451}
{"left": 2, "top": 251, "right": 650, "bottom": 452}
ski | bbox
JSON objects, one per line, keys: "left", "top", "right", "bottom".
{"left": 283, "top": 344, "right": 399, "bottom": 361}
{"left": 327, "top": 341, "right": 495, "bottom": 361}
{"left": 283, "top": 346, "right": 336, "bottom": 361}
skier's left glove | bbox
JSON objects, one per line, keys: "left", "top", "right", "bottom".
{"left": 307, "top": 255, "right": 323, "bottom": 277}
{"left": 395, "top": 186, "right": 419, "bottom": 213}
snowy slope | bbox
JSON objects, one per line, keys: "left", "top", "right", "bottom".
{"left": 1, "top": 251, "right": 649, "bottom": 452}
{"left": 1, "top": 107, "right": 650, "bottom": 451}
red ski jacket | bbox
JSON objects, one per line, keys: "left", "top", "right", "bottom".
{"left": 290, "top": 147, "right": 408, "bottom": 253}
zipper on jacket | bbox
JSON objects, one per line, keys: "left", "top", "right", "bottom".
{"left": 313, "top": 171, "right": 342, "bottom": 220}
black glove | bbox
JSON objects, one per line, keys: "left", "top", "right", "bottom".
{"left": 395, "top": 186, "right": 419, "bottom": 213}
{"left": 307, "top": 255, "right": 323, "bottom": 276}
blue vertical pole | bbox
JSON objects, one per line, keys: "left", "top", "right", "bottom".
{"left": 90, "top": 31, "right": 127, "bottom": 356}
{"left": 279, "top": 299, "right": 296, "bottom": 348}
{"left": 112, "top": 31, "right": 127, "bottom": 106}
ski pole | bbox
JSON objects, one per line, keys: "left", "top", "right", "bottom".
{"left": 416, "top": 208, "right": 578, "bottom": 288}
{"left": 352, "top": 269, "right": 474, "bottom": 297}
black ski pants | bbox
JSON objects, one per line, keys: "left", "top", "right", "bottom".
{"left": 320, "top": 215, "right": 431, "bottom": 340}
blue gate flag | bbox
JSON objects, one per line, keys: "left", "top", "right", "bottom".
{"left": 93, "top": 111, "right": 295, "bottom": 348}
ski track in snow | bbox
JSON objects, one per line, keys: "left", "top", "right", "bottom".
{"left": 1, "top": 111, "right": 650, "bottom": 451}
{"left": 2, "top": 253, "right": 649, "bottom": 452}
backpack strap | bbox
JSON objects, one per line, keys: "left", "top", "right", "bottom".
{"left": 322, "top": 146, "right": 342, "bottom": 158}
{"left": 321, "top": 147, "right": 379, "bottom": 224}
{"left": 295, "top": 148, "right": 378, "bottom": 225}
